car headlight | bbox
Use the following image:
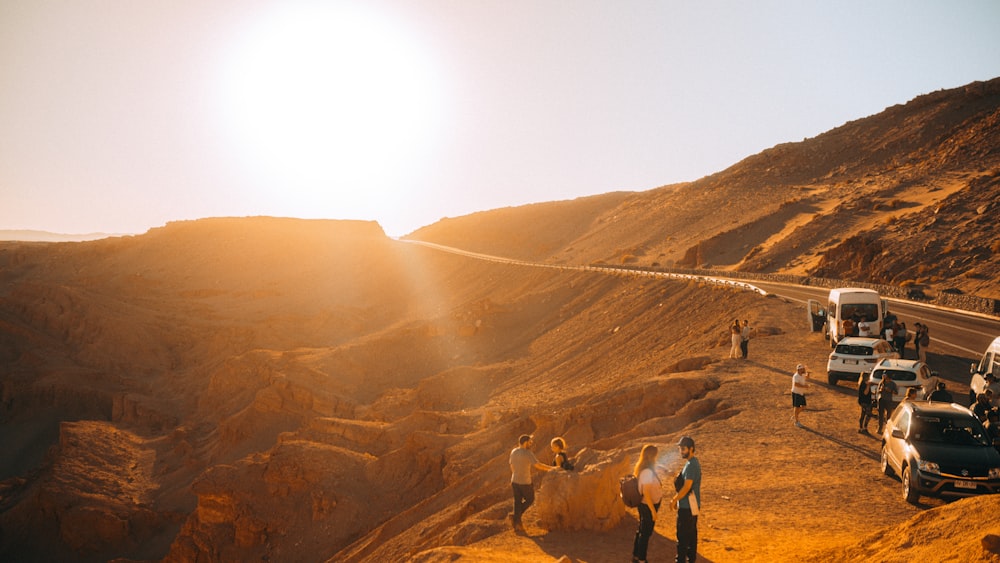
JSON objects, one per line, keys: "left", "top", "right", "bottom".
{"left": 916, "top": 459, "right": 941, "bottom": 474}
{"left": 989, "top": 467, "right": 1000, "bottom": 479}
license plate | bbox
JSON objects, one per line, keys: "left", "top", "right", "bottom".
{"left": 955, "top": 480, "right": 977, "bottom": 490}
{"left": 848, "top": 359, "right": 858, "bottom": 364}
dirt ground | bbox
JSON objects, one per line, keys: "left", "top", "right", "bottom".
{"left": 419, "top": 304, "right": 994, "bottom": 563}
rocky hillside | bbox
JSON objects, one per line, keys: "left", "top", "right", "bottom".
{"left": 4, "top": 77, "right": 1000, "bottom": 563}
{"left": 410, "top": 77, "right": 1000, "bottom": 300}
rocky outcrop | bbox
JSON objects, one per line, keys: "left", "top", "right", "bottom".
{"left": 534, "top": 448, "right": 633, "bottom": 531}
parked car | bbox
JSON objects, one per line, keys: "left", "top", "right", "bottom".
{"left": 868, "top": 358, "right": 937, "bottom": 402}
{"left": 826, "top": 337, "right": 898, "bottom": 386}
{"left": 880, "top": 401, "right": 1000, "bottom": 504}
{"left": 969, "top": 335, "right": 1000, "bottom": 404}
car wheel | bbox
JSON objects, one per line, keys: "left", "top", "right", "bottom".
{"left": 827, "top": 373, "right": 838, "bottom": 386}
{"left": 970, "top": 390, "right": 977, "bottom": 405}
{"left": 880, "top": 445, "right": 894, "bottom": 476}
{"left": 902, "top": 464, "right": 920, "bottom": 504}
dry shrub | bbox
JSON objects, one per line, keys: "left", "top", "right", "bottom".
{"left": 900, "top": 279, "right": 916, "bottom": 287}
{"left": 991, "top": 240, "right": 1000, "bottom": 254}
{"left": 621, "top": 254, "right": 637, "bottom": 264}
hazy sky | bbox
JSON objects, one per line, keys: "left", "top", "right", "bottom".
{"left": 2, "top": 1, "right": 999, "bottom": 237}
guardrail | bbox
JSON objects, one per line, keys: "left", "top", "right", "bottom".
{"left": 600, "top": 264, "right": 999, "bottom": 316}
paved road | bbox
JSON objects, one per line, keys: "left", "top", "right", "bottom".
{"left": 404, "top": 239, "right": 999, "bottom": 393}
{"left": 750, "top": 280, "right": 1000, "bottom": 359}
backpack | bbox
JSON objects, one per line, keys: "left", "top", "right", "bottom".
{"left": 619, "top": 474, "right": 642, "bottom": 507}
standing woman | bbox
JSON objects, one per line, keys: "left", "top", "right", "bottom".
{"left": 631, "top": 444, "right": 662, "bottom": 563}
{"left": 857, "top": 373, "right": 874, "bottom": 434}
{"left": 728, "top": 319, "right": 742, "bottom": 359}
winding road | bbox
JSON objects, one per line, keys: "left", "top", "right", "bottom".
{"left": 404, "top": 239, "right": 1000, "bottom": 390}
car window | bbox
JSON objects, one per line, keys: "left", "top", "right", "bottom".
{"left": 897, "top": 410, "right": 910, "bottom": 434}
{"left": 872, "top": 369, "right": 915, "bottom": 382}
{"left": 911, "top": 415, "right": 991, "bottom": 446}
{"left": 991, "top": 353, "right": 1000, "bottom": 379}
{"left": 835, "top": 344, "right": 873, "bottom": 356}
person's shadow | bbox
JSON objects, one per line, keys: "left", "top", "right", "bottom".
{"left": 529, "top": 516, "right": 717, "bottom": 562}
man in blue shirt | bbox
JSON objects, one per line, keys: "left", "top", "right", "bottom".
{"left": 669, "top": 436, "right": 701, "bottom": 563}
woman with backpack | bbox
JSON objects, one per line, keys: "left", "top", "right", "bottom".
{"left": 631, "top": 444, "right": 662, "bottom": 563}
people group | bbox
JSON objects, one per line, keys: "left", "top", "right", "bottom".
{"left": 728, "top": 318, "right": 754, "bottom": 359}
{"left": 508, "top": 432, "right": 703, "bottom": 563}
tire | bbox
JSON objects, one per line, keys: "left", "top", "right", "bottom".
{"left": 902, "top": 464, "right": 920, "bottom": 504}
{"left": 970, "top": 390, "right": 977, "bottom": 405}
{"left": 828, "top": 372, "right": 838, "bottom": 386}
{"left": 880, "top": 445, "right": 894, "bottom": 476}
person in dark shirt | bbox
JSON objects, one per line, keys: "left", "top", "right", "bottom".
{"left": 927, "top": 382, "right": 953, "bottom": 403}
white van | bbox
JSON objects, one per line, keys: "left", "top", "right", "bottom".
{"left": 969, "top": 336, "right": 1000, "bottom": 404}
{"left": 823, "top": 288, "right": 888, "bottom": 348}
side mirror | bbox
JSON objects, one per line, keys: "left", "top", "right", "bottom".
{"left": 891, "top": 429, "right": 905, "bottom": 439}
{"left": 972, "top": 363, "right": 977, "bottom": 374}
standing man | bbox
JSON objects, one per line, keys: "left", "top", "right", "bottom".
{"left": 791, "top": 364, "right": 810, "bottom": 428}
{"left": 509, "top": 434, "right": 553, "bottom": 532}
{"left": 740, "top": 320, "right": 754, "bottom": 359}
{"left": 670, "top": 436, "right": 701, "bottom": 563}
{"left": 876, "top": 373, "right": 898, "bottom": 433}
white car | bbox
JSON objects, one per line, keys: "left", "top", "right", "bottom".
{"left": 869, "top": 358, "right": 938, "bottom": 402}
{"left": 969, "top": 335, "right": 1000, "bottom": 404}
{"left": 826, "top": 337, "right": 898, "bottom": 386}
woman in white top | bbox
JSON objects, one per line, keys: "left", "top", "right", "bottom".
{"left": 631, "top": 444, "right": 662, "bottom": 563}
{"left": 728, "top": 319, "right": 742, "bottom": 358}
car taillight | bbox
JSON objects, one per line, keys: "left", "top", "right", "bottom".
{"left": 830, "top": 355, "right": 839, "bottom": 360}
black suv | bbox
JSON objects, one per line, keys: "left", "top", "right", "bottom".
{"left": 880, "top": 401, "right": 1000, "bottom": 504}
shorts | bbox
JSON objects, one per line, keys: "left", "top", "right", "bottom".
{"left": 792, "top": 393, "right": 807, "bottom": 408}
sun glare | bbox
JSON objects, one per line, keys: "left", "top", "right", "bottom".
{"left": 215, "top": 4, "right": 445, "bottom": 218}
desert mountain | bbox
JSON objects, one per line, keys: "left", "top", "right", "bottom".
{"left": 410, "top": 77, "right": 1000, "bottom": 301}
{"left": 2, "top": 78, "right": 1000, "bottom": 563}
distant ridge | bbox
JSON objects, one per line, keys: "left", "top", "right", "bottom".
{"left": 0, "top": 230, "right": 127, "bottom": 242}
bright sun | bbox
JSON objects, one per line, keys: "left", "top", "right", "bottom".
{"left": 215, "top": 4, "right": 445, "bottom": 219}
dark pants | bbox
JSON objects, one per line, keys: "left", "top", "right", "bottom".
{"left": 859, "top": 403, "right": 872, "bottom": 430}
{"left": 511, "top": 483, "right": 534, "bottom": 524}
{"left": 894, "top": 339, "right": 906, "bottom": 358}
{"left": 878, "top": 400, "right": 895, "bottom": 431}
{"left": 740, "top": 339, "right": 749, "bottom": 358}
{"left": 632, "top": 502, "right": 660, "bottom": 560}
{"left": 676, "top": 508, "right": 698, "bottom": 563}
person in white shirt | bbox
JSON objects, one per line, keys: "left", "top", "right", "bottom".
{"left": 791, "top": 364, "right": 810, "bottom": 428}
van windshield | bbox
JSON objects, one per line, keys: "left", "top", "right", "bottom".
{"left": 909, "top": 415, "right": 991, "bottom": 446}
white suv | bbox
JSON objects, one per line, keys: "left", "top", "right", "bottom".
{"left": 826, "top": 337, "right": 898, "bottom": 386}
{"left": 869, "top": 358, "right": 938, "bottom": 402}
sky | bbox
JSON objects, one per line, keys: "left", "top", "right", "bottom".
{"left": 2, "top": 1, "right": 999, "bottom": 238}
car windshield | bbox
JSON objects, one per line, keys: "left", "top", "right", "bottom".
{"left": 873, "top": 369, "right": 916, "bottom": 382}
{"left": 835, "top": 344, "right": 873, "bottom": 356}
{"left": 909, "top": 415, "right": 992, "bottom": 446}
